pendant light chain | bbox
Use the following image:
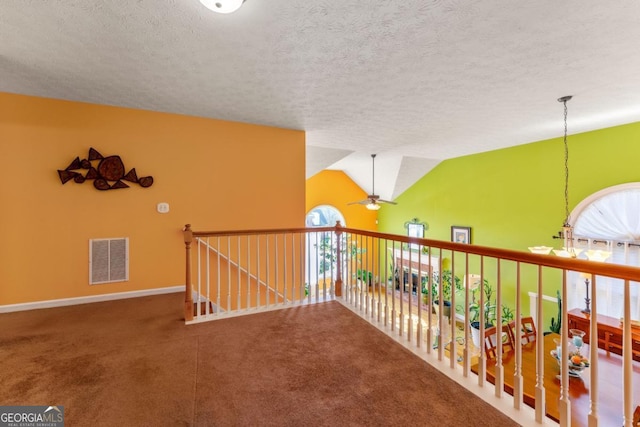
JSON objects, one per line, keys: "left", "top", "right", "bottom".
{"left": 558, "top": 95, "right": 574, "bottom": 256}
{"left": 562, "top": 97, "right": 570, "bottom": 227}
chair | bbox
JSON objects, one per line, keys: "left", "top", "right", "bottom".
{"left": 484, "top": 324, "right": 516, "bottom": 360}
{"left": 520, "top": 316, "right": 537, "bottom": 343}
{"left": 508, "top": 316, "right": 537, "bottom": 344}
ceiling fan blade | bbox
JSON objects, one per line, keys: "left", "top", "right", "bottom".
{"left": 347, "top": 199, "right": 370, "bottom": 205}
{"left": 377, "top": 199, "right": 397, "bottom": 205}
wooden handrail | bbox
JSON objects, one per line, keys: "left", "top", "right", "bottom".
{"left": 186, "top": 224, "right": 640, "bottom": 282}
{"left": 190, "top": 226, "right": 336, "bottom": 237}
{"left": 339, "top": 226, "right": 640, "bottom": 281}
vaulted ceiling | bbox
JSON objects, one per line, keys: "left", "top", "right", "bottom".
{"left": 3, "top": 1, "right": 640, "bottom": 201}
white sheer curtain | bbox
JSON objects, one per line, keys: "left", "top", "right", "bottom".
{"left": 568, "top": 186, "right": 640, "bottom": 320}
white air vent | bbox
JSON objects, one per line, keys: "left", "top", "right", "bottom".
{"left": 89, "top": 238, "right": 129, "bottom": 285}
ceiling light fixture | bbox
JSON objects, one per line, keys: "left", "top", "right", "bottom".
{"left": 529, "top": 96, "right": 580, "bottom": 257}
{"left": 528, "top": 98, "right": 613, "bottom": 261}
{"left": 366, "top": 202, "right": 381, "bottom": 211}
{"left": 554, "top": 95, "right": 579, "bottom": 258}
{"left": 199, "top": 0, "right": 245, "bottom": 14}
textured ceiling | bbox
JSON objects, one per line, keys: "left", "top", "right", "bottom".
{"left": 3, "top": 1, "right": 640, "bottom": 201}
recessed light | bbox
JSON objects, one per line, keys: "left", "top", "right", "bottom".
{"left": 199, "top": 0, "right": 245, "bottom": 14}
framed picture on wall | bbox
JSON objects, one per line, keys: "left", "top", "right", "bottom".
{"left": 451, "top": 226, "right": 471, "bottom": 244}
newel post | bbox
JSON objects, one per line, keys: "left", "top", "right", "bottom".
{"left": 335, "top": 221, "right": 343, "bottom": 297}
{"left": 183, "top": 224, "right": 194, "bottom": 321}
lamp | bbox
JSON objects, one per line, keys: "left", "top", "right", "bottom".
{"left": 199, "top": 0, "right": 245, "bottom": 14}
{"left": 366, "top": 202, "right": 381, "bottom": 211}
{"left": 578, "top": 272, "right": 592, "bottom": 314}
{"left": 579, "top": 250, "right": 612, "bottom": 314}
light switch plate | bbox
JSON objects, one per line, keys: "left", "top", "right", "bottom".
{"left": 157, "top": 202, "right": 170, "bottom": 213}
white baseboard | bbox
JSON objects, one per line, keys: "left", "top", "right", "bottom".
{"left": 0, "top": 285, "right": 184, "bottom": 313}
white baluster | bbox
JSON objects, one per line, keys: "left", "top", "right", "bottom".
{"left": 237, "top": 235, "right": 241, "bottom": 310}
{"left": 257, "top": 235, "right": 261, "bottom": 308}
{"left": 623, "top": 279, "right": 633, "bottom": 427}
{"left": 535, "top": 265, "right": 545, "bottom": 423}
{"left": 588, "top": 276, "right": 598, "bottom": 426}
{"left": 247, "top": 235, "right": 251, "bottom": 310}
{"left": 216, "top": 236, "right": 221, "bottom": 314}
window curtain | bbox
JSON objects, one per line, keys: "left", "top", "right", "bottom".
{"left": 569, "top": 188, "right": 640, "bottom": 320}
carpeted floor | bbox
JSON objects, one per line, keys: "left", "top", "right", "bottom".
{"left": 0, "top": 293, "right": 520, "bottom": 426}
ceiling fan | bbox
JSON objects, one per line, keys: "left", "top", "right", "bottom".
{"left": 348, "top": 154, "right": 397, "bottom": 210}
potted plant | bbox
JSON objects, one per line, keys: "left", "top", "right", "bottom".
{"left": 423, "top": 270, "right": 462, "bottom": 319}
{"left": 549, "top": 290, "right": 561, "bottom": 334}
{"left": 355, "top": 268, "right": 374, "bottom": 287}
{"left": 467, "top": 280, "right": 514, "bottom": 348}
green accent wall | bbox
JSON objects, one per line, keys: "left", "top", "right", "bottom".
{"left": 378, "top": 120, "right": 640, "bottom": 327}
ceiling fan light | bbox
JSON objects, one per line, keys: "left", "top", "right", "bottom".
{"left": 199, "top": 0, "right": 245, "bottom": 14}
{"left": 366, "top": 202, "right": 380, "bottom": 211}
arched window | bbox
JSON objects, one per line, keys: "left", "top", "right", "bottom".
{"left": 573, "top": 183, "right": 640, "bottom": 241}
{"left": 305, "top": 205, "right": 345, "bottom": 228}
{"left": 569, "top": 183, "right": 640, "bottom": 319}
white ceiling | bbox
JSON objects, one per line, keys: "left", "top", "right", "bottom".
{"left": 3, "top": 1, "right": 640, "bottom": 200}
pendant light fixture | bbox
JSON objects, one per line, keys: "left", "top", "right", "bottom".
{"left": 529, "top": 97, "right": 614, "bottom": 262}
{"left": 529, "top": 97, "right": 613, "bottom": 316}
{"left": 199, "top": 0, "right": 245, "bottom": 14}
{"left": 552, "top": 95, "right": 582, "bottom": 258}
{"left": 529, "top": 96, "right": 581, "bottom": 257}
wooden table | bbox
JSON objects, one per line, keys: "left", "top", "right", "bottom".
{"left": 472, "top": 333, "right": 640, "bottom": 426}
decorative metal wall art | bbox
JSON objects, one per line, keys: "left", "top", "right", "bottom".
{"left": 57, "top": 148, "right": 154, "bottom": 191}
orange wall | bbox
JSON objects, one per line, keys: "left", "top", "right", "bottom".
{"left": 0, "top": 93, "right": 305, "bottom": 305}
{"left": 305, "top": 170, "right": 377, "bottom": 231}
